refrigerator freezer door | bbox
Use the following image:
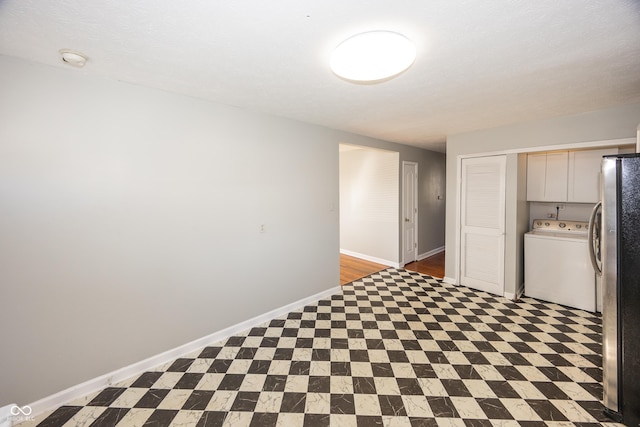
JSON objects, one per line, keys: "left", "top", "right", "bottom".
{"left": 618, "top": 155, "right": 640, "bottom": 426}
{"left": 602, "top": 153, "right": 640, "bottom": 426}
{"left": 601, "top": 156, "right": 619, "bottom": 415}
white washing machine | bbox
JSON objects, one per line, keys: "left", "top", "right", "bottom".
{"left": 524, "top": 219, "right": 597, "bottom": 312}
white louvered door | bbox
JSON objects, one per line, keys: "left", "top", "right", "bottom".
{"left": 460, "top": 155, "right": 506, "bottom": 296}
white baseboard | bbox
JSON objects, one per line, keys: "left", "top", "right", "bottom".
{"left": 340, "top": 249, "right": 400, "bottom": 269}
{"left": 417, "top": 246, "right": 445, "bottom": 261}
{"left": 25, "top": 285, "right": 342, "bottom": 419}
{"left": 504, "top": 285, "right": 524, "bottom": 301}
{"left": 442, "top": 276, "right": 457, "bottom": 285}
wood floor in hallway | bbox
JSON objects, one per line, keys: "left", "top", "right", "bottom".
{"left": 339, "top": 254, "right": 386, "bottom": 285}
{"left": 340, "top": 251, "right": 445, "bottom": 285}
{"left": 404, "top": 251, "right": 445, "bottom": 279}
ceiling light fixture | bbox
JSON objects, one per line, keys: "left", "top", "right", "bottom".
{"left": 330, "top": 31, "right": 416, "bottom": 83}
{"left": 59, "top": 49, "right": 88, "bottom": 68}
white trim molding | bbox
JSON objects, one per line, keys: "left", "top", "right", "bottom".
{"left": 516, "top": 283, "right": 525, "bottom": 299}
{"left": 340, "top": 249, "right": 400, "bottom": 269}
{"left": 503, "top": 292, "right": 517, "bottom": 300}
{"left": 417, "top": 246, "right": 444, "bottom": 261}
{"left": 25, "top": 285, "right": 342, "bottom": 419}
{"left": 443, "top": 276, "right": 457, "bottom": 285}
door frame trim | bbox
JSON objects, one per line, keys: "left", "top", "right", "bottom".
{"left": 402, "top": 161, "right": 419, "bottom": 265}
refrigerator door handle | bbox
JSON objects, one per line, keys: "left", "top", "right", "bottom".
{"left": 588, "top": 201, "right": 602, "bottom": 276}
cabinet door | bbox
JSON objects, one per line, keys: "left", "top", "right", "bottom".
{"left": 526, "top": 153, "right": 547, "bottom": 201}
{"left": 544, "top": 151, "right": 568, "bottom": 202}
{"left": 568, "top": 148, "right": 618, "bottom": 203}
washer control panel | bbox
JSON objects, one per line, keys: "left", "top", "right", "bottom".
{"left": 532, "top": 219, "right": 589, "bottom": 232}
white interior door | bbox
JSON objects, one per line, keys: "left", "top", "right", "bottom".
{"left": 460, "top": 155, "right": 506, "bottom": 295}
{"left": 402, "top": 162, "right": 418, "bottom": 264}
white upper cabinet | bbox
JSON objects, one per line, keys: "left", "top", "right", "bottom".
{"left": 526, "top": 151, "right": 568, "bottom": 202}
{"left": 568, "top": 148, "right": 619, "bottom": 203}
{"left": 526, "top": 153, "right": 548, "bottom": 201}
{"left": 544, "top": 151, "right": 569, "bottom": 202}
{"left": 527, "top": 148, "right": 619, "bottom": 202}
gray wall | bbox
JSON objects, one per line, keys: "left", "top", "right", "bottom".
{"left": 445, "top": 102, "right": 640, "bottom": 281}
{"left": 0, "top": 54, "right": 445, "bottom": 406}
{"left": 0, "top": 55, "right": 338, "bottom": 405}
{"left": 417, "top": 150, "right": 447, "bottom": 258}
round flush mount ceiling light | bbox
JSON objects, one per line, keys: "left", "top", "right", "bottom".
{"left": 330, "top": 31, "right": 416, "bottom": 83}
{"left": 59, "top": 49, "right": 88, "bottom": 68}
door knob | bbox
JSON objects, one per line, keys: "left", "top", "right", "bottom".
{"left": 405, "top": 218, "right": 410, "bottom": 222}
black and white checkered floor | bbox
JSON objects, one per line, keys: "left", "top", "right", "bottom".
{"left": 25, "top": 268, "right": 618, "bottom": 426}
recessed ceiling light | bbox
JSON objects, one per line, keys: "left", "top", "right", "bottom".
{"left": 330, "top": 31, "right": 416, "bottom": 83}
{"left": 59, "top": 49, "right": 88, "bottom": 68}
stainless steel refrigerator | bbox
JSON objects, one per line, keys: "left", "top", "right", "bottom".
{"left": 589, "top": 153, "right": 640, "bottom": 425}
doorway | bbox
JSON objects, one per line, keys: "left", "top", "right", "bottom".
{"left": 339, "top": 144, "right": 399, "bottom": 267}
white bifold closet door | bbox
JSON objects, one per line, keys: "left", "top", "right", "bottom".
{"left": 460, "top": 155, "right": 506, "bottom": 296}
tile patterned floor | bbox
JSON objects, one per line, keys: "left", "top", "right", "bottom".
{"left": 24, "top": 268, "right": 617, "bottom": 426}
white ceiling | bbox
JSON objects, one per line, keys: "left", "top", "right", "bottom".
{"left": 1, "top": 1, "right": 639, "bottom": 153}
